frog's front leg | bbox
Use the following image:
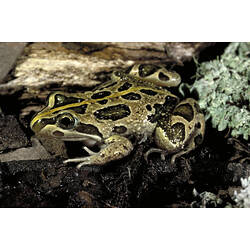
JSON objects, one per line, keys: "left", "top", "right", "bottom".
{"left": 146, "top": 98, "right": 205, "bottom": 164}
{"left": 64, "top": 135, "right": 133, "bottom": 169}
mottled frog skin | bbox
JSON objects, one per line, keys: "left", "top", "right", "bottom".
{"left": 31, "top": 64, "right": 205, "bottom": 168}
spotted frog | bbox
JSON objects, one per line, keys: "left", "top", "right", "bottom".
{"left": 31, "top": 64, "right": 205, "bottom": 168}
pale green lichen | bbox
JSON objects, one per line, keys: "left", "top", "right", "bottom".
{"left": 188, "top": 42, "right": 250, "bottom": 140}
{"left": 191, "top": 189, "right": 224, "bottom": 208}
{"left": 233, "top": 176, "right": 250, "bottom": 208}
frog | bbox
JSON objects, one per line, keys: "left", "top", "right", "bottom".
{"left": 30, "top": 64, "right": 205, "bottom": 168}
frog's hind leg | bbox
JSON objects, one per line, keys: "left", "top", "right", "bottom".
{"left": 64, "top": 135, "right": 133, "bottom": 168}
{"left": 151, "top": 98, "right": 205, "bottom": 165}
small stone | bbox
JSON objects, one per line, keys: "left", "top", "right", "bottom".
{"left": 0, "top": 42, "right": 27, "bottom": 83}
{"left": 0, "top": 115, "right": 29, "bottom": 151}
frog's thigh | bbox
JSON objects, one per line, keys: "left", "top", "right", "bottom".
{"left": 100, "top": 135, "right": 133, "bottom": 163}
{"left": 64, "top": 135, "right": 133, "bottom": 168}
{"left": 153, "top": 98, "right": 205, "bottom": 164}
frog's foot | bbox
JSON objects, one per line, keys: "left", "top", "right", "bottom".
{"left": 169, "top": 139, "right": 201, "bottom": 165}
{"left": 64, "top": 135, "right": 133, "bottom": 169}
{"left": 144, "top": 148, "right": 168, "bottom": 163}
{"left": 144, "top": 147, "right": 192, "bottom": 165}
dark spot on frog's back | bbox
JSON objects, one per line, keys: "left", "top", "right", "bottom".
{"left": 139, "top": 89, "right": 158, "bottom": 96}
{"left": 52, "top": 104, "right": 88, "bottom": 115}
{"left": 112, "top": 125, "right": 127, "bottom": 134}
{"left": 148, "top": 96, "right": 178, "bottom": 123}
{"left": 70, "top": 104, "right": 88, "bottom": 114}
{"left": 146, "top": 104, "right": 152, "bottom": 111}
{"left": 94, "top": 104, "right": 131, "bottom": 121}
{"left": 138, "top": 64, "right": 159, "bottom": 77}
{"left": 173, "top": 103, "right": 194, "bottom": 122}
{"left": 53, "top": 94, "right": 84, "bottom": 108}
{"left": 91, "top": 91, "right": 111, "bottom": 99}
{"left": 118, "top": 82, "right": 132, "bottom": 92}
{"left": 159, "top": 72, "right": 170, "bottom": 81}
{"left": 97, "top": 99, "right": 108, "bottom": 105}
{"left": 121, "top": 92, "right": 141, "bottom": 100}
{"left": 124, "top": 65, "right": 134, "bottom": 74}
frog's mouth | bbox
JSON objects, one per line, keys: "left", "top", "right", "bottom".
{"left": 61, "top": 135, "right": 102, "bottom": 148}
{"left": 52, "top": 129, "right": 102, "bottom": 145}
{"left": 35, "top": 124, "right": 103, "bottom": 147}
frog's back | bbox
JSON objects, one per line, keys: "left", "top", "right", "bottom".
{"left": 85, "top": 64, "right": 180, "bottom": 107}
{"left": 76, "top": 66, "right": 180, "bottom": 140}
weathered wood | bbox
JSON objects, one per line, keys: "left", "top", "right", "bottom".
{"left": 0, "top": 42, "right": 213, "bottom": 96}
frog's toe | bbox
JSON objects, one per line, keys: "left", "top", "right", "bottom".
{"left": 63, "top": 156, "right": 91, "bottom": 165}
{"left": 144, "top": 148, "right": 167, "bottom": 162}
{"left": 64, "top": 157, "right": 87, "bottom": 164}
{"left": 76, "top": 159, "right": 92, "bottom": 169}
{"left": 64, "top": 155, "right": 99, "bottom": 168}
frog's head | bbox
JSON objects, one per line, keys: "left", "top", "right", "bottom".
{"left": 30, "top": 92, "right": 102, "bottom": 147}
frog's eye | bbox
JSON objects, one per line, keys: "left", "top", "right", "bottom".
{"left": 57, "top": 113, "right": 76, "bottom": 129}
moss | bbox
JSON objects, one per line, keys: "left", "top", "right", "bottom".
{"left": 188, "top": 43, "right": 250, "bottom": 140}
